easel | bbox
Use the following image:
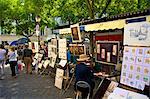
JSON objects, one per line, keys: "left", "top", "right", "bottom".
{"left": 64, "top": 63, "right": 75, "bottom": 92}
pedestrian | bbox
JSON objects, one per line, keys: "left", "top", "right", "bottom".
{"left": 14, "top": 46, "right": 19, "bottom": 74}
{"left": 74, "top": 54, "right": 95, "bottom": 98}
{"left": 8, "top": 46, "right": 17, "bottom": 78}
{"left": 17, "top": 45, "right": 23, "bottom": 72}
{"left": 22, "top": 43, "right": 33, "bottom": 74}
{"left": 0, "top": 44, "right": 6, "bottom": 80}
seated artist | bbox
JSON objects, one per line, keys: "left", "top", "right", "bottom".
{"left": 74, "top": 54, "right": 95, "bottom": 98}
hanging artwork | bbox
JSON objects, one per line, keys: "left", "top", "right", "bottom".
{"left": 107, "top": 52, "right": 111, "bottom": 62}
{"left": 124, "top": 22, "right": 150, "bottom": 46}
{"left": 144, "top": 48, "right": 150, "bottom": 57}
{"left": 49, "top": 53, "right": 57, "bottom": 68}
{"left": 101, "top": 49, "right": 106, "bottom": 59}
{"left": 58, "top": 39, "right": 67, "bottom": 59}
{"left": 48, "top": 38, "right": 57, "bottom": 57}
{"left": 96, "top": 41, "right": 120, "bottom": 65}
{"left": 70, "top": 24, "right": 82, "bottom": 42}
{"left": 112, "top": 45, "right": 117, "bottom": 56}
{"left": 69, "top": 44, "right": 86, "bottom": 56}
{"left": 97, "top": 44, "right": 100, "bottom": 54}
{"left": 34, "top": 42, "right": 39, "bottom": 53}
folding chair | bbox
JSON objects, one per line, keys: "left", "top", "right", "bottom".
{"left": 75, "top": 81, "right": 91, "bottom": 99}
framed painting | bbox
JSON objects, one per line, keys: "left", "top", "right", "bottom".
{"left": 70, "top": 24, "right": 82, "bottom": 42}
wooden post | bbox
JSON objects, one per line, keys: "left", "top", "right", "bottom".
{"left": 90, "top": 32, "right": 94, "bottom": 67}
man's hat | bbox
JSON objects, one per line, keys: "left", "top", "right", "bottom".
{"left": 77, "top": 54, "right": 90, "bottom": 61}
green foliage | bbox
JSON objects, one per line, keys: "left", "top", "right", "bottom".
{"left": 0, "top": 0, "right": 150, "bottom": 36}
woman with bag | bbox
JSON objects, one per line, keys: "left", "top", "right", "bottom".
{"left": 8, "top": 46, "right": 17, "bottom": 78}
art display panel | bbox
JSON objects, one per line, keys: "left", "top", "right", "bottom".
{"left": 124, "top": 22, "right": 150, "bottom": 46}
{"left": 96, "top": 41, "right": 120, "bottom": 65}
{"left": 120, "top": 46, "right": 150, "bottom": 90}
{"left": 69, "top": 44, "right": 86, "bottom": 56}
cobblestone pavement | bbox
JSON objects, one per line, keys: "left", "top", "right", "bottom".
{"left": 0, "top": 66, "right": 75, "bottom": 99}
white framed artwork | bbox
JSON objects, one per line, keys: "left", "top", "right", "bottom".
{"left": 124, "top": 22, "right": 150, "bottom": 46}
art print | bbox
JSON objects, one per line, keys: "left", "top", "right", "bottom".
{"left": 107, "top": 52, "right": 111, "bottom": 62}
{"left": 69, "top": 44, "right": 86, "bottom": 56}
{"left": 143, "top": 66, "right": 150, "bottom": 76}
{"left": 101, "top": 49, "right": 105, "bottom": 59}
{"left": 143, "top": 57, "right": 150, "bottom": 66}
{"left": 34, "top": 42, "right": 39, "bottom": 53}
{"left": 129, "top": 79, "right": 136, "bottom": 87}
{"left": 59, "top": 39, "right": 67, "bottom": 59}
{"left": 144, "top": 48, "right": 150, "bottom": 57}
{"left": 124, "top": 22, "right": 150, "bottom": 46}
{"left": 51, "top": 38, "right": 57, "bottom": 46}
{"left": 129, "top": 56, "right": 136, "bottom": 63}
{"left": 97, "top": 44, "right": 100, "bottom": 54}
{"left": 135, "top": 73, "right": 141, "bottom": 80}
{"left": 128, "top": 73, "right": 134, "bottom": 79}
{"left": 129, "top": 64, "right": 134, "bottom": 71}
{"left": 122, "top": 63, "right": 129, "bottom": 70}
{"left": 142, "top": 75, "right": 150, "bottom": 85}
{"left": 55, "top": 68, "right": 64, "bottom": 89}
{"left": 29, "top": 42, "right": 32, "bottom": 49}
{"left": 112, "top": 45, "right": 117, "bottom": 56}
{"left": 135, "top": 80, "right": 145, "bottom": 90}
{"left": 124, "top": 46, "right": 130, "bottom": 54}
{"left": 136, "top": 48, "right": 144, "bottom": 56}
{"left": 131, "top": 47, "right": 136, "bottom": 55}
{"left": 136, "top": 65, "right": 142, "bottom": 73}
{"left": 43, "top": 60, "right": 50, "bottom": 69}
{"left": 123, "top": 55, "right": 129, "bottom": 62}
{"left": 122, "top": 71, "right": 127, "bottom": 77}
{"left": 120, "top": 76, "right": 126, "bottom": 85}
{"left": 136, "top": 57, "right": 143, "bottom": 65}
{"left": 71, "top": 24, "right": 81, "bottom": 42}
{"left": 49, "top": 54, "right": 57, "bottom": 68}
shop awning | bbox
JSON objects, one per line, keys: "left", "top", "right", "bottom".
{"left": 147, "top": 15, "right": 150, "bottom": 22}
{"left": 59, "top": 28, "right": 71, "bottom": 34}
{"left": 85, "top": 19, "right": 125, "bottom": 31}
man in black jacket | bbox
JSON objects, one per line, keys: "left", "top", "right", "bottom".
{"left": 75, "top": 54, "right": 95, "bottom": 98}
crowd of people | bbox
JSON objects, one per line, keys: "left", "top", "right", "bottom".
{"left": 0, "top": 42, "right": 96, "bottom": 98}
{"left": 0, "top": 43, "right": 48, "bottom": 80}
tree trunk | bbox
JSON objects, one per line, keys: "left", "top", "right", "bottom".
{"left": 85, "top": 0, "right": 95, "bottom": 19}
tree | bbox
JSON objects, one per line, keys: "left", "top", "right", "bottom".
{"left": 1, "top": 0, "right": 150, "bottom": 36}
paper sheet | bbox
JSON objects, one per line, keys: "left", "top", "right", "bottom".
{"left": 59, "top": 60, "right": 67, "bottom": 67}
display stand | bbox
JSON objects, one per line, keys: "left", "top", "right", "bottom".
{"left": 118, "top": 19, "right": 150, "bottom": 97}
{"left": 64, "top": 63, "right": 76, "bottom": 92}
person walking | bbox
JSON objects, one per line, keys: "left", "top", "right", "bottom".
{"left": 8, "top": 46, "right": 17, "bottom": 78}
{"left": 0, "top": 44, "right": 6, "bottom": 80}
{"left": 23, "top": 44, "right": 33, "bottom": 74}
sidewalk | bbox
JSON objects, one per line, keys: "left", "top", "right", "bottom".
{"left": 0, "top": 65, "right": 75, "bottom": 99}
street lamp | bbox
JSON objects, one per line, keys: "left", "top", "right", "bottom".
{"left": 35, "top": 16, "right": 41, "bottom": 53}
